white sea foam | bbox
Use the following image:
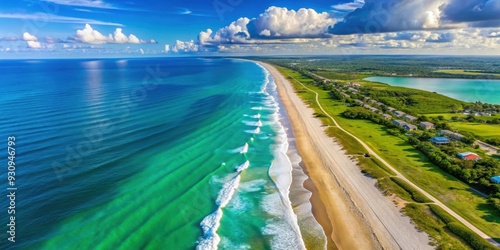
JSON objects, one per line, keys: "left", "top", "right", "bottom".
{"left": 216, "top": 175, "right": 241, "bottom": 207}
{"left": 254, "top": 127, "right": 260, "bottom": 134}
{"left": 260, "top": 64, "right": 307, "bottom": 250}
{"left": 235, "top": 160, "right": 250, "bottom": 172}
{"left": 251, "top": 106, "right": 262, "bottom": 110}
{"left": 241, "top": 143, "right": 248, "bottom": 154}
{"left": 197, "top": 209, "right": 222, "bottom": 250}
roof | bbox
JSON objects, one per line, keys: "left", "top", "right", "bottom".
{"left": 464, "top": 154, "right": 481, "bottom": 160}
{"left": 492, "top": 176, "right": 500, "bottom": 183}
{"left": 431, "top": 137, "right": 450, "bottom": 142}
{"left": 404, "top": 124, "right": 418, "bottom": 129}
{"left": 458, "top": 152, "right": 474, "bottom": 157}
{"left": 403, "top": 115, "right": 417, "bottom": 119}
{"left": 420, "top": 122, "right": 434, "bottom": 126}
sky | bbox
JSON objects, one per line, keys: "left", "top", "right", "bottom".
{"left": 0, "top": 0, "right": 500, "bottom": 58}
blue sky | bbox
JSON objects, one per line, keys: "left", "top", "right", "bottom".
{"left": 1, "top": 0, "right": 500, "bottom": 58}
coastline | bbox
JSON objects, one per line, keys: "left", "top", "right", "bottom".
{"left": 257, "top": 61, "right": 432, "bottom": 249}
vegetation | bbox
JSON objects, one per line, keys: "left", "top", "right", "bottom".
{"left": 390, "top": 177, "right": 432, "bottom": 203}
{"left": 449, "top": 122, "right": 500, "bottom": 141}
{"left": 265, "top": 56, "right": 500, "bottom": 80}
{"left": 434, "top": 69, "right": 500, "bottom": 77}
{"left": 403, "top": 204, "right": 472, "bottom": 249}
{"left": 271, "top": 64, "right": 500, "bottom": 247}
{"left": 429, "top": 205, "right": 496, "bottom": 250}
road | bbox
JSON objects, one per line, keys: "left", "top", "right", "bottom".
{"left": 282, "top": 66, "right": 500, "bottom": 248}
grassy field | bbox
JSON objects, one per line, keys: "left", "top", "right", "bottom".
{"left": 277, "top": 66, "right": 500, "bottom": 245}
{"left": 434, "top": 69, "right": 500, "bottom": 77}
{"left": 448, "top": 122, "right": 500, "bottom": 140}
{"left": 427, "top": 113, "right": 500, "bottom": 121}
{"left": 315, "top": 72, "right": 467, "bottom": 114}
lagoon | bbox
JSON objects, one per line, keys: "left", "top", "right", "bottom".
{"left": 365, "top": 76, "right": 500, "bottom": 105}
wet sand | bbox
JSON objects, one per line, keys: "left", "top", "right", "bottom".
{"left": 258, "top": 62, "right": 432, "bottom": 250}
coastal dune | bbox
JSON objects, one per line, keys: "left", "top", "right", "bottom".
{"left": 258, "top": 62, "right": 432, "bottom": 250}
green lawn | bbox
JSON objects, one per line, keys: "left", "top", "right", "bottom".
{"left": 427, "top": 113, "right": 500, "bottom": 122}
{"left": 448, "top": 122, "right": 500, "bottom": 140}
{"left": 277, "top": 66, "right": 500, "bottom": 244}
{"left": 434, "top": 69, "right": 500, "bottom": 77}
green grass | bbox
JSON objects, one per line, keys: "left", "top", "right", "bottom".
{"left": 427, "top": 113, "right": 500, "bottom": 122}
{"left": 404, "top": 203, "right": 472, "bottom": 249}
{"left": 390, "top": 177, "right": 433, "bottom": 203}
{"left": 448, "top": 122, "right": 500, "bottom": 140}
{"left": 276, "top": 65, "right": 500, "bottom": 243}
{"left": 314, "top": 72, "right": 467, "bottom": 114}
{"left": 434, "top": 69, "right": 500, "bottom": 77}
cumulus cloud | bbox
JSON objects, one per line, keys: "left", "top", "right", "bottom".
{"left": 23, "top": 32, "right": 38, "bottom": 41}
{"left": 164, "top": 44, "right": 170, "bottom": 52}
{"left": 247, "top": 7, "right": 335, "bottom": 39}
{"left": 329, "top": 0, "right": 445, "bottom": 34}
{"left": 171, "top": 40, "right": 200, "bottom": 52}
{"left": 426, "top": 32, "right": 455, "bottom": 42}
{"left": 74, "top": 24, "right": 154, "bottom": 44}
{"left": 27, "top": 41, "right": 42, "bottom": 49}
{"left": 197, "top": 7, "right": 334, "bottom": 45}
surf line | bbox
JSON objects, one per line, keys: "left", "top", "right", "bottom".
{"left": 196, "top": 160, "right": 250, "bottom": 250}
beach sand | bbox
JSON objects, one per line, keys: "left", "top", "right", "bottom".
{"left": 259, "top": 62, "right": 432, "bottom": 250}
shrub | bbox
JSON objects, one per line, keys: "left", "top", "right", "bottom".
{"left": 446, "top": 222, "right": 496, "bottom": 250}
{"left": 390, "top": 177, "right": 432, "bottom": 203}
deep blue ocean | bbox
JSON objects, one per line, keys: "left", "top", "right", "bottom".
{"left": 0, "top": 58, "right": 323, "bottom": 250}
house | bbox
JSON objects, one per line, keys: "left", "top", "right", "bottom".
{"left": 403, "top": 114, "right": 418, "bottom": 122}
{"left": 393, "top": 110, "right": 406, "bottom": 117}
{"left": 368, "top": 99, "right": 377, "bottom": 104}
{"left": 440, "top": 130, "right": 465, "bottom": 141}
{"left": 392, "top": 120, "right": 407, "bottom": 127}
{"left": 403, "top": 124, "right": 418, "bottom": 131}
{"left": 491, "top": 176, "right": 500, "bottom": 184}
{"left": 375, "top": 102, "right": 384, "bottom": 107}
{"left": 369, "top": 107, "right": 379, "bottom": 113}
{"left": 350, "top": 82, "right": 361, "bottom": 87}
{"left": 382, "top": 114, "right": 392, "bottom": 120}
{"left": 387, "top": 107, "right": 396, "bottom": 112}
{"left": 431, "top": 136, "right": 450, "bottom": 145}
{"left": 457, "top": 152, "right": 481, "bottom": 161}
{"left": 419, "top": 122, "right": 435, "bottom": 130}
{"left": 353, "top": 99, "right": 364, "bottom": 105}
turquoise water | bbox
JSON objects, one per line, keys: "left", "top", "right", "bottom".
{"left": 365, "top": 76, "right": 500, "bottom": 104}
{"left": 0, "top": 58, "right": 323, "bottom": 249}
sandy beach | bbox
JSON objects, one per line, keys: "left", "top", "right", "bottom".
{"left": 259, "top": 62, "right": 432, "bottom": 250}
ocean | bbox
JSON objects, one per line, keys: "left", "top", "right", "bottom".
{"left": 365, "top": 76, "right": 500, "bottom": 104}
{"left": 0, "top": 58, "right": 325, "bottom": 249}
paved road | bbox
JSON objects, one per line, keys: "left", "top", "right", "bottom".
{"left": 283, "top": 67, "right": 500, "bottom": 248}
{"left": 263, "top": 63, "right": 433, "bottom": 250}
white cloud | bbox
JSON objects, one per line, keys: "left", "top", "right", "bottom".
{"left": 332, "top": 0, "right": 365, "bottom": 12}
{"left": 75, "top": 24, "right": 109, "bottom": 44}
{"left": 27, "top": 41, "right": 42, "bottom": 49}
{"left": 0, "top": 13, "right": 123, "bottom": 26}
{"left": 197, "top": 6, "right": 335, "bottom": 46}
{"left": 250, "top": 7, "right": 335, "bottom": 38}
{"left": 171, "top": 40, "right": 200, "bottom": 52}
{"left": 42, "top": 0, "right": 114, "bottom": 9}
{"left": 164, "top": 44, "right": 170, "bottom": 52}
{"left": 74, "top": 24, "right": 152, "bottom": 44}
{"left": 22, "top": 32, "right": 38, "bottom": 41}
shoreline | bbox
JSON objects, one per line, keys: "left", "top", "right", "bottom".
{"left": 257, "top": 61, "right": 432, "bottom": 249}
